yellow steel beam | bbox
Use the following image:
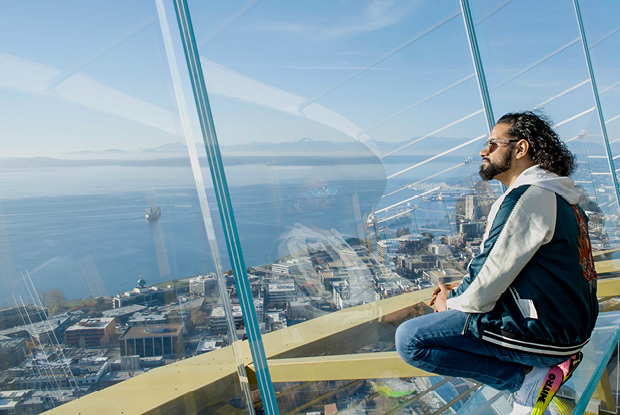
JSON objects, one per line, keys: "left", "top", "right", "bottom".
{"left": 248, "top": 351, "right": 434, "bottom": 383}
{"left": 43, "top": 274, "right": 620, "bottom": 415}
{"left": 45, "top": 339, "right": 254, "bottom": 415}
{"left": 263, "top": 288, "right": 434, "bottom": 359}
{"left": 596, "top": 259, "right": 620, "bottom": 276}
{"left": 593, "top": 247, "right": 620, "bottom": 257}
{"left": 45, "top": 288, "right": 434, "bottom": 415}
{"left": 598, "top": 276, "right": 620, "bottom": 298}
{"left": 591, "top": 368, "right": 616, "bottom": 412}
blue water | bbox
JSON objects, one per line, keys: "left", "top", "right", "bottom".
{"left": 0, "top": 154, "right": 476, "bottom": 305}
{"left": 0, "top": 161, "right": 399, "bottom": 304}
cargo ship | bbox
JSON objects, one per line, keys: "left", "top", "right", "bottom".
{"left": 146, "top": 206, "right": 161, "bottom": 222}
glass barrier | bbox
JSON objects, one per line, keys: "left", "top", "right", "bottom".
{"left": 469, "top": 0, "right": 620, "bottom": 250}
{"left": 187, "top": 0, "right": 620, "bottom": 413}
{"left": 187, "top": 0, "right": 496, "bottom": 413}
{"left": 1, "top": 1, "right": 620, "bottom": 414}
{"left": 455, "top": 310, "right": 620, "bottom": 415}
{"left": 0, "top": 1, "right": 253, "bottom": 413}
{"left": 578, "top": 0, "right": 620, "bottom": 207}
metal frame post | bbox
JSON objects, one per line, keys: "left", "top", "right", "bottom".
{"left": 172, "top": 1, "right": 279, "bottom": 413}
{"left": 573, "top": 0, "right": 620, "bottom": 208}
{"left": 459, "top": 0, "right": 495, "bottom": 134}
{"left": 460, "top": 0, "right": 506, "bottom": 191}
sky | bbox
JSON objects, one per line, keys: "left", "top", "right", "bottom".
{"left": 0, "top": 0, "right": 618, "bottom": 158}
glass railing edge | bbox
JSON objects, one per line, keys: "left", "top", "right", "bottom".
{"left": 573, "top": 325, "right": 620, "bottom": 414}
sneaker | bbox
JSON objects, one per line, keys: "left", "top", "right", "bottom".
{"left": 558, "top": 351, "right": 582, "bottom": 383}
{"left": 531, "top": 352, "right": 582, "bottom": 415}
{"left": 511, "top": 352, "right": 582, "bottom": 415}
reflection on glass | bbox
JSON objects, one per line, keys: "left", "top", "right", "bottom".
{"left": 470, "top": 0, "right": 620, "bottom": 250}
{"left": 189, "top": 0, "right": 620, "bottom": 413}
{"left": 2, "top": 0, "right": 620, "bottom": 414}
{"left": 0, "top": 1, "right": 251, "bottom": 413}
{"left": 189, "top": 0, "right": 492, "bottom": 413}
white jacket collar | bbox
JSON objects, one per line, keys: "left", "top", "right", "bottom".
{"left": 508, "top": 165, "right": 578, "bottom": 204}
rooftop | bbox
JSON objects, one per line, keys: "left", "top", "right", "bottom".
{"left": 119, "top": 324, "right": 183, "bottom": 340}
{"left": 66, "top": 318, "right": 114, "bottom": 331}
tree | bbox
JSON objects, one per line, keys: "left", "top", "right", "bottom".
{"left": 41, "top": 289, "right": 67, "bottom": 315}
{"left": 397, "top": 238, "right": 431, "bottom": 255}
{"left": 88, "top": 297, "right": 110, "bottom": 317}
{"left": 396, "top": 227, "right": 410, "bottom": 237}
{"left": 94, "top": 297, "right": 110, "bottom": 312}
{"left": 191, "top": 308, "right": 207, "bottom": 327}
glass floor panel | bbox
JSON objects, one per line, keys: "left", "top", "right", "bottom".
{"left": 453, "top": 310, "right": 620, "bottom": 415}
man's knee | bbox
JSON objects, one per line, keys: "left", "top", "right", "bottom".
{"left": 395, "top": 318, "right": 428, "bottom": 366}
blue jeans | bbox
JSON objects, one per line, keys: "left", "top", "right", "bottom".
{"left": 395, "top": 310, "right": 568, "bottom": 392}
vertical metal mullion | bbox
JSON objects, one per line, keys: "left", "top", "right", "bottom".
{"left": 172, "top": 1, "right": 279, "bottom": 414}
{"left": 573, "top": 0, "right": 620, "bottom": 209}
{"left": 459, "top": 0, "right": 506, "bottom": 192}
{"left": 459, "top": 0, "right": 495, "bottom": 134}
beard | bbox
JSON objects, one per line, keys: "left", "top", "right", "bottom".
{"left": 479, "top": 149, "right": 512, "bottom": 181}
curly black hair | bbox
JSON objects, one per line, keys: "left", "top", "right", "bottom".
{"left": 497, "top": 111, "right": 576, "bottom": 177}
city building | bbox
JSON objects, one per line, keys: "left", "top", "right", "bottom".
{"left": 0, "top": 339, "right": 27, "bottom": 371}
{"left": 331, "top": 280, "right": 349, "bottom": 310}
{"left": 0, "top": 312, "right": 80, "bottom": 345}
{"left": 189, "top": 274, "right": 217, "bottom": 297}
{"left": 0, "top": 306, "right": 48, "bottom": 330}
{"left": 126, "top": 308, "right": 169, "bottom": 327}
{"left": 113, "top": 277, "right": 175, "bottom": 309}
{"left": 265, "top": 281, "right": 296, "bottom": 307}
{"left": 428, "top": 243, "right": 452, "bottom": 257}
{"left": 196, "top": 337, "right": 225, "bottom": 355}
{"left": 209, "top": 299, "right": 263, "bottom": 333}
{"left": 376, "top": 239, "right": 401, "bottom": 262}
{"left": 0, "top": 390, "right": 45, "bottom": 415}
{"left": 264, "top": 311, "right": 287, "bottom": 332}
{"left": 464, "top": 194, "right": 476, "bottom": 220}
{"left": 209, "top": 305, "right": 243, "bottom": 334}
{"left": 101, "top": 304, "right": 146, "bottom": 323}
{"left": 338, "top": 249, "right": 359, "bottom": 264}
{"left": 459, "top": 221, "right": 485, "bottom": 240}
{"left": 119, "top": 324, "right": 184, "bottom": 358}
{"left": 271, "top": 257, "right": 314, "bottom": 276}
{"left": 8, "top": 355, "right": 110, "bottom": 390}
{"left": 65, "top": 357, "right": 111, "bottom": 387}
{"left": 64, "top": 318, "right": 116, "bottom": 348}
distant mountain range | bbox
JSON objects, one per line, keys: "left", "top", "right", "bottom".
{"left": 1, "top": 136, "right": 604, "bottom": 168}
{"left": 67, "top": 136, "right": 479, "bottom": 157}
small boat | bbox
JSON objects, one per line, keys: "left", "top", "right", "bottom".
{"left": 146, "top": 206, "right": 161, "bottom": 221}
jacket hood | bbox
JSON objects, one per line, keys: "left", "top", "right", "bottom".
{"left": 508, "top": 165, "right": 579, "bottom": 204}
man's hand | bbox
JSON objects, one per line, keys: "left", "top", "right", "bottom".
{"left": 429, "top": 282, "right": 457, "bottom": 312}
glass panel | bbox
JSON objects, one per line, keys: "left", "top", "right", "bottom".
{"left": 189, "top": 0, "right": 493, "bottom": 413}
{"left": 578, "top": 0, "right": 620, "bottom": 227}
{"left": 469, "top": 0, "right": 620, "bottom": 252}
{"left": 3, "top": 1, "right": 618, "bottom": 414}
{"left": 0, "top": 1, "right": 252, "bottom": 413}
{"left": 454, "top": 311, "right": 620, "bottom": 415}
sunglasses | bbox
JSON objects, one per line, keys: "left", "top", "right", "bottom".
{"left": 483, "top": 138, "right": 520, "bottom": 152}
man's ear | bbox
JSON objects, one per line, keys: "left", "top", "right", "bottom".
{"left": 514, "top": 139, "right": 530, "bottom": 160}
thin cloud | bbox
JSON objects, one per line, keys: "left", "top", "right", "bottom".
{"left": 250, "top": 0, "right": 418, "bottom": 39}
{"left": 281, "top": 65, "right": 392, "bottom": 71}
